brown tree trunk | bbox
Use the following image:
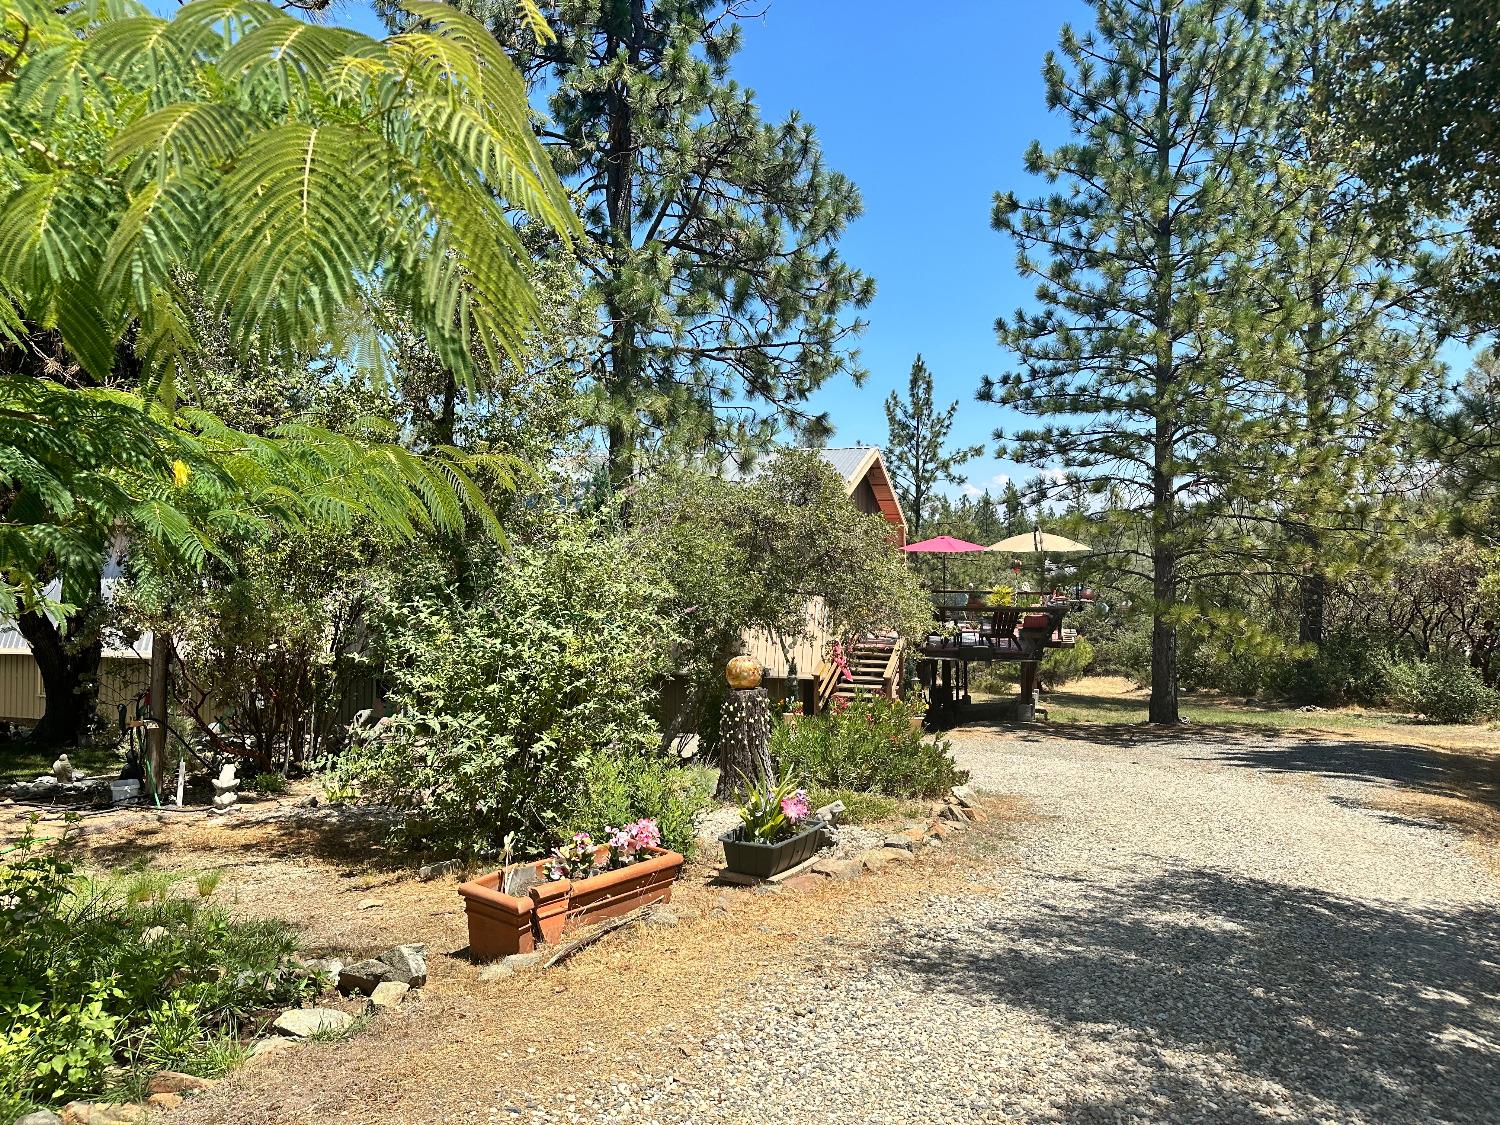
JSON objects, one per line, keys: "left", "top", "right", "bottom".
{"left": 17, "top": 587, "right": 105, "bottom": 746}
{"left": 714, "top": 687, "right": 774, "bottom": 801}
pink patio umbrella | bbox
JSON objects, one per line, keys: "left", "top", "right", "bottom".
{"left": 902, "top": 535, "right": 989, "bottom": 590}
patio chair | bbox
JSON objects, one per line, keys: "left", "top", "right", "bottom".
{"left": 988, "top": 607, "right": 1021, "bottom": 652}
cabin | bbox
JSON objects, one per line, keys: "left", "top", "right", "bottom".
{"left": 734, "top": 446, "right": 908, "bottom": 706}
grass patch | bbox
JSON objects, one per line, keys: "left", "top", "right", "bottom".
{"left": 807, "top": 787, "right": 925, "bottom": 825}
{"left": 1038, "top": 677, "right": 1500, "bottom": 751}
{"left": 0, "top": 740, "right": 123, "bottom": 786}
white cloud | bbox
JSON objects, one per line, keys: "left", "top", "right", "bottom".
{"left": 961, "top": 483, "right": 983, "bottom": 498}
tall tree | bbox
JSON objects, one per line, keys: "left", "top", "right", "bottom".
{"left": 1328, "top": 0, "right": 1500, "bottom": 332}
{"left": 883, "top": 355, "right": 984, "bottom": 539}
{"left": 985, "top": 0, "right": 1279, "bottom": 724}
{"left": 1257, "top": 0, "right": 1437, "bottom": 649}
{"left": 448, "top": 0, "right": 875, "bottom": 486}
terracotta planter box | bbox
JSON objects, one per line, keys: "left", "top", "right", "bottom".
{"left": 719, "top": 819, "right": 826, "bottom": 880}
{"left": 1021, "top": 612, "right": 1053, "bottom": 631}
{"left": 458, "top": 846, "right": 684, "bottom": 961}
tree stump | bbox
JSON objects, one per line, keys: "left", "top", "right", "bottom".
{"left": 715, "top": 687, "right": 775, "bottom": 801}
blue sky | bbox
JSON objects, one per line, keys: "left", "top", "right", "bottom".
{"left": 316, "top": 0, "right": 1092, "bottom": 497}
{"left": 179, "top": 0, "right": 1473, "bottom": 498}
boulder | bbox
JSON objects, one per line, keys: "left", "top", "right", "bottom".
{"left": 145, "top": 1094, "right": 182, "bottom": 1110}
{"left": 15, "top": 1111, "right": 62, "bottom": 1125}
{"left": 298, "top": 956, "right": 344, "bottom": 985}
{"left": 369, "top": 981, "right": 409, "bottom": 1011}
{"left": 810, "top": 858, "right": 862, "bottom": 881}
{"left": 376, "top": 942, "right": 428, "bottom": 988}
{"left": 882, "top": 835, "right": 916, "bottom": 853}
{"left": 60, "top": 1104, "right": 146, "bottom": 1125}
{"left": 337, "top": 959, "right": 397, "bottom": 995}
{"left": 271, "top": 1007, "right": 354, "bottom": 1039}
{"left": 417, "top": 858, "right": 461, "bottom": 882}
{"left": 951, "top": 784, "right": 977, "bottom": 807}
{"left": 146, "top": 1072, "right": 213, "bottom": 1096}
{"left": 248, "top": 1037, "right": 295, "bottom": 1060}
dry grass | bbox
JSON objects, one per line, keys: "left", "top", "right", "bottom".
{"left": 6, "top": 793, "right": 1032, "bottom": 1125}
{"left": 1043, "top": 675, "right": 1500, "bottom": 754}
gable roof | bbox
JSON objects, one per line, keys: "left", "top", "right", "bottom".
{"left": 723, "top": 446, "right": 906, "bottom": 544}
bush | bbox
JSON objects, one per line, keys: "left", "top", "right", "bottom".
{"left": 335, "top": 523, "right": 694, "bottom": 860}
{"left": 770, "top": 694, "right": 966, "bottom": 799}
{"left": 564, "top": 757, "right": 714, "bottom": 858}
{"left": 1404, "top": 655, "right": 1499, "bottom": 724}
{"left": 0, "top": 822, "right": 306, "bottom": 1118}
{"left": 1272, "top": 629, "right": 1398, "bottom": 706}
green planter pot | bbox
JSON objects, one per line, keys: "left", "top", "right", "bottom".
{"left": 719, "top": 819, "right": 827, "bottom": 879}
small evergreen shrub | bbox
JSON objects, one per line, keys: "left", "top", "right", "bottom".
{"left": 564, "top": 757, "right": 714, "bottom": 858}
{"left": 1407, "top": 656, "right": 1499, "bottom": 724}
{"left": 771, "top": 694, "right": 966, "bottom": 799}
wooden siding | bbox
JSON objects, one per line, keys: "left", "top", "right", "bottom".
{"left": 739, "top": 597, "right": 833, "bottom": 680}
{"left": 0, "top": 654, "right": 151, "bottom": 723}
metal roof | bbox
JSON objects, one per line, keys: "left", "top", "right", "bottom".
{"left": 722, "top": 446, "right": 879, "bottom": 488}
{"left": 0, "top": 579, "right": 153, "bottom": 659}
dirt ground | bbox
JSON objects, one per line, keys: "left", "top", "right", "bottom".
{"left": 3, "top": 793, "right": 1032, "bottom": 1125}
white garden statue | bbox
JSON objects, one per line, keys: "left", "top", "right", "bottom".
{"left": 212, "top": 763, "right": 240, "bottom": 810}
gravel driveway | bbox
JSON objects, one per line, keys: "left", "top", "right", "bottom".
{"left": 542, "top": 720, "right": 1500, "bottom": 1125}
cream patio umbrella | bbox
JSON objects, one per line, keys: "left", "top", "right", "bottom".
{"left": 987, "top": 527, "right": 1091, "bottom": 596}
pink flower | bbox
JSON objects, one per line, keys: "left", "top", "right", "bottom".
{"left": 629, "top": 818, "right": 661, "bottom": 851}
{"left": 780, "top": 790, "right": 811, "bottom": 822}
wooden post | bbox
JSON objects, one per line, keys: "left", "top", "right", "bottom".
{"left": 1017, "top": 660, "right": 1037, "bottom": 722}
{"left": 145, "top": 631, "right": 171, "bottom": 803}
{"left": 715, "top": 687, "right": 774, "bottom": 801}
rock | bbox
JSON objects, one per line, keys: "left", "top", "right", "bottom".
{"left": 15, "top": 1111, "right": 62, "bottom": 1125}
{"left": 501, "top": 950, "right": 548, "bottom": 973}
{"left": 294, "top": 794, "right": 320, "bottom": 809}
{"left": 271, "top": 1007, "right": 354, "bottom": 1038}
{"left": 810, "top": 858, "right": 862, "bottom": 881}
{"left": 878, "top": 847, "right": 913, "bottom": 864}
{"left": 12, "top": 776, "right": 59, "bottom": 801}
{"left": 928, "top": 820, "right": 952, "bottom": 840}
{"left": 337, "top": 959, "right": 397, "bottom": 995}
{"left": 369, "top": 981, "right": 409, "bottom": 1011}
{"left": 882, "top": 835, "right": 916, "bottom": 852}
{"left": 146, "top": 1071, "right": 214, "bottom": 1096}
{"left": 479, "top": 961, "right": 513, "bottom": 982}
{"left": 860, "top": 849, "right": 892, "bottom": 872}
{"left": 377, "top": 942, "right": 428, "bottom": 987}
{"left": 940, "top": 803, "right": 968, "bottom": 822}
{"left": 417, "top": 858, "right": 462, "bottom": 881}
{"left": 145, "top": 1093, "right": 182, "bottom": 1110}
{"left": 900, "top": 825, "right": 928, "bottom": 846}
{"left": 646, "top": 905, "right": 680, "bottom": 926}
{"left": 248, "top": 1037, "right": 295, "bottom": 1059}
{"left": 951, "top": 784, "right": 977, "bottom": 807}
{"left": 780, "top": 874, "right": 825, "bottom": 893}
{"left": 356, "top": 898, "right": 384, "bottom": 910}
{"left": 60, "top": 1104, "right": 145, "bottom": 1125}
{"left": 139, "top": 925, "right": 169, "bottom": 946}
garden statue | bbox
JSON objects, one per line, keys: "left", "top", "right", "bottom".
{"left": 51, "top": 754, "right": 77, "bottom": 782}
{"left": 715, "top": 661, "right": 775, "bottom": 801}
{"left": 212, "top": 763, "right": 241, "bottom": 810}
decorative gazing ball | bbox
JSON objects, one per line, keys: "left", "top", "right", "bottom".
{"left": 725, "top": 655, "right": 763, "bottom": 689}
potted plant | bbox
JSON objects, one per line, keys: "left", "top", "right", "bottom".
{"left": 459, "top": 819, "right": 684, "bottom": 961}
{"left": 719, "top": 772, "right": 826, "bottom": 879}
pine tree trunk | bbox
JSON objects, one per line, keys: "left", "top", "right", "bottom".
{"left": 17, "top": 587, "right": 105, "bottom": 746}
{"left": 714, "top": 687, "right": 774, "bottom": 801}
{"left": 1297, "top": 569, "right": 1327, "bottom": 647}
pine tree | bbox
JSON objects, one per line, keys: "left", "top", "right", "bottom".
{"left": 459, "top": 0, "right": 875, "bottom": 485}
{"left": 985, "top": 0, "right": 1280, "bottom": 724}
{"left": 883, "top": 355, "right": 984, "bottom": 539}
{"left": 1257, "top": 0, "right": 1438, "bottom": 648}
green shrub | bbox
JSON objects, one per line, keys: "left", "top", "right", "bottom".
{"left": 1405, "top": 655, "right": 1499, "bottom": 723}
{"left": 771, "top": 694, "right": 966, "bottom": 798}
{"left": 335, "top": 523, "right": 690, "bottom": 860}
{"left": 564, "top": 756, "right": 714, "bottom": 858}
{"left": 1273, "top": 629, "right": 1398, "bottom": 706}
{"left": 0, "top": 823, "right": 306, "bottom": 1117}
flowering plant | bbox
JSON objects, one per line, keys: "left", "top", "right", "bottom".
{"left": 606, "top": 818, "right": 662, "bottom": 867}
{"left": 547, "top": 818, "right": 662, "bottom": 881}
{"left": 547, "top": 832, "right": 600, "bottom": 881}
{"left": 737, "top": 769, "right": 817, "bottom": 843}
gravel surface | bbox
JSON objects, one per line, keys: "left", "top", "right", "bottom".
{"left": 530, "top": 723, "right": 1500, "bottom": 1125}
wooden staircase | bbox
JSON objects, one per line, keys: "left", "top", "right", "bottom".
{"left": 818, "top": 633, "right": 905, "bottom": 711}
